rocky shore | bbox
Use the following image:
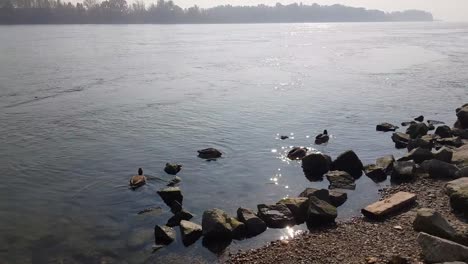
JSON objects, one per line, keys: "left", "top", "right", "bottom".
{"left": 227, "top": 104, "right": 468, "bottom": 264}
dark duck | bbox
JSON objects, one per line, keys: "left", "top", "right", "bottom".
{"left": 315, "top": 130, "right": 329, "bottom": 144}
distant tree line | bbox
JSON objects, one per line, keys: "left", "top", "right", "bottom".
{"left": 0, "top": 0, "right": 434, "bottom": 24}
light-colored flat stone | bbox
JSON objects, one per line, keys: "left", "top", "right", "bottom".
{"left": 446, "top": 177, "right": 468, "bottom": 196}
{"left": 453, "top": 144, "right": 468, "bottom": 167}
{"left": 418, "top": 232, "right": 468, "bottom": 263}
{"left": 361, "top": 191, "right": 416, "bottom": 219}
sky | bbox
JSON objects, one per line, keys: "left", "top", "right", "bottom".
{"left": 166, "top": 0, "right": 468, "bottom": 21}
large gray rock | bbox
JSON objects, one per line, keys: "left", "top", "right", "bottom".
{"left": 391, "top": 161, "right": 416, "bottom": 182}
{"left": 421, "top": 159, "right": 459, "bottom": 179}
{"left": 277, "top": 197, "right": 308, "bottom": 224}
{"left": 166, "top": 210, "right": 193, "bottom": 227}
{"left": 417, "top": 232, "right": 468, "bottom": 263}
{"left": 453, "top": 128, "right": 468, "bottom": 139}
{"left": 329, "top": 190, "right": 348, "bottom": 207}
{"left": 376, "top": 155, "right": 395, "bottom": 173}
{"left": 407, "top": 136, "right": 434, "bottom": 151}
{"left": 456, "top": 168, "right": 468, "bottom": 178}
{"left": 179, "top": 220, "right": 202, "bottom": 246}
{"left": 456, "top": 104, "right": 468, "bottom": 129}
{"left": 257, "top": 204, "right": 295, "bottom": 228}
{"left": 331, "top": 150, "right": 364, "bottom": 177}
{"left": 434, "top": 147, "right": 454, "bottom": 163}
{"left": 392, "top": 132, "right": 411, "bottom": 149}
{"left": 364, "top": 164, "right": 387, "bottom": 182}
{"left": 157, "top": 187, "right": 183, "bottom": 207}
{"left": 449, "top": 186, "right": 468, "bottom": 217}
{"left": 306, "top": 196, "right": 337, "bottom": 227}
{"left": 301, "top": 153, "right": 331, "bottom": 179}
{"left": 299, "top": 188, "right": 330, "bottom": 201}
{"left": 399, "top": 147, "right": 434, "bottom": 164}
{"left": 406, "top": 122, "right": 429, "bottom": 139}
{"left": 237, "top": 207, "right": 266, "bottom": 237}
{"left": 437, "top": 137, "right": 463, "bottom": 148}
{"left": 325, "top": 170, "right": 356, "bottom": 190}
{"left": 436, "top": 125, "right": 453, "bottom": 138}
{"left": 202, "top": 208, "right": 233, "bottom": 240}
{"left": 446, "top": 178, "right": 468, "bottom": 196}
{"left": 413, "top": 208, "right": 457, "bottom": 241}
{"left": 228, "top": 217, "right": 246, "bottom": 240}
{"left": 453, "top": 145, "right": 468, "bottom": 167}
{"left": 376, "top": 122, "right": 399, "bottom": 132}
{"left": 154, "top": 225, "right": 176, "bottom": 245}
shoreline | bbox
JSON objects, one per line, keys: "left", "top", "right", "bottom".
{"left": 227, "top": 175, "right": 467, "bottom": 264}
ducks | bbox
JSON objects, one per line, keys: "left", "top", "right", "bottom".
{"left": 129, "top": 168, "right": 146, "bottom": 189}
{"left": 287, "top": 147, "right": 308, "bottom": 160}
{"left": 315, "top": 130, "right": 329, "bottom": 145}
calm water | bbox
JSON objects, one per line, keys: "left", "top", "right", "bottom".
{"left": 1, "top": 22, "right": 468, "bottom": 264}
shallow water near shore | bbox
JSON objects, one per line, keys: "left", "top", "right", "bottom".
{"left": 1, "top": 22, "right": 468, "bottom": 263}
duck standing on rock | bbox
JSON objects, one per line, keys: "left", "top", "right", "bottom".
{"left": 315, "top": 130, "right": 329, "bottom": 144}
{"left": 129, "top": 168, "right": 146, "bottom": 189}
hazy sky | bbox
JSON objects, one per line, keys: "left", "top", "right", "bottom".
{"left": 169, "top": 0, "right": 468, "bottom": 21}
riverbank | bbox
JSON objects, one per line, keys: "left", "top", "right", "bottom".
{"left": 227, "top": 174, "right": 467, "bottom": 264}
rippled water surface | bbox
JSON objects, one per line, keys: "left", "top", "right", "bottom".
{"left": 1, "top": 22, "right": 468, "bottom": 263}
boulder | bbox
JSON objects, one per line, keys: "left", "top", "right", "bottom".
{"left": 301, "top": 153, "right": 331, "bottom": 179}
{"left": 228, "top": 217, "right": 246, "bottom": 240}
{"left": 376, "top": 122, "right": 399, "bottom": 132}
{"left": 449, "top": 186, "right": 468, "bottom": 217}
{"left": 391, "top": 161, "right": 416, "bottom": 182}
{"left": 329, "top": 190, "right": 348, "bottom": 207}
{"left": 434, "top": 147, "right": 454, "bottom": 163}
{"left": 413, "top": 208, "right": 457, "bottom": 241}
{"left": 376, "top": 155, "right": 395, "bottom": 173}
{"left": 277, "top": 197, "right": 308, "bottom": 223}
{"left": 456, "top": 168, "right": 468, "bottom": 178}
{"left": 287, "top": 147, "right": 308, "bottom": 160}
{"left": 362, "top": 191, "right": 416, "bottom": 219}
{"left": 415, "top": 115, "right": 425, "bottom": 122}
{"left": 418, "top": 232, "right": 468, "bottom": 263}
{"left": 166, "top": 210, "right": 193, "bottom": 227}
{"left": 436, "top": 125, "right": 453, "bottom": 138}
{"left": 407, "top": 135, "right": 434, "bottom": 151}
{"left": 392, "top": 132, "right": 410, "bottom": 149}
{"left": 364, "top": 164, "right": 387, "bottom": 182}
{"left": 456, "top": 104, "right": 468, "bottom": 129}
{"left": 446, "top": 178, "right": 468, "bottom": 196}
{"left": 202, "top": 208, "right": 233, "bottom": 240}
{"left": 157, "top": 187, "right": 183, "bottom": 207}
{"left": 428, "top": 123, "right": 436, "bottom": 131}
{"left": 453, "top": 145, "right": 468, "bottom": 167}
{"left": 299, "top": 188, "right": 330, "bottom": 201}
{"left": 197, "top": 148, "right": 222, "bottom": 159}
{"left": 453, "top": 128, "right": 468, "bottom": 140}
{"left": 257, "top": 204, "right": 295, "bottom": 228}
{"left": 330, "top": 150, "right": 364, "bottom": 178}
{"left": 170, "top": 200, "right": 182, "bottom": 214}
{"left": 306, "top": 196, "right": 337, "bottom": 227}
{"left": 325, "top": 170, "right": 356, "bottom": 190}
{"left": 406, "top": 122, "right": 429, "bottom": 139}
{"left": 437, "top": 137, "right": 463, "bottom": 148}
{"left": 236, "top": 207, "right": 267, "bottom": 237}
{"left": 164, "top": 163, "right": 182, "bottom": 175}
{"left": 154, "top": 225, "right": 176, "bottom": 245}
{"left": 421, "top": 159, "right": 459, "bottom": 179}
{"left": 179, "top": 220, "right": 202, "bottom": 246}
{"left": 398, "top": 147, "right": 434, "bottom": 164}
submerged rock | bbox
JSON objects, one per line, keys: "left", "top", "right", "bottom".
{"left": 164, "top": 163, "right": 182, "bottom": 175}
{"left": 330, "top": 150, "right": 364, "bottom": 178}
{"left": 154, "top": 225, "right": 176, "bottom": 245}
{"left": 236, "top": 207, "right": 267, "bottom": 237}
{"left": 180, "top": 220, "right": 202, "bottom": 246}
{"left": 417, "top": 232, "right": 468, "bottom": 263}
{"left": 376, "top": 122, "right": 399, "bottom": 132}
{"left": 166, "top": 210, "right": 193, "bottom": 227}
{"left": 287, "top": 147, "right": 308, "bottom": 160}
{"left": 127, "top": 229, "right": 153, "bottom": 249}
{"left": 157, "top": 187, "right": 183, "bottom": 207}
{"left": 301, "top": 153, "right": 331, "bottom": 180}
{"left": 166, "top": 176, "right": 182, "bottom": 187}
{"left": 257, "top": 204, "right": 295, "bottom": 228}
{"left": 197, "top": 148, "right": 222, "bottom": 159}
{"left": 364, "top": 164, "right": 387, "bottom": 182}
{"left": 325, "top": 170, "right": 356, "bottom": 190}
{"left": 306, "top": 196, "right": 337, "bottom": 227}
{"left": 413, "top": 208, "right": 456, "bottom": 241}
{"left": 421, "top": 159, "right": 459, "bottom": 179}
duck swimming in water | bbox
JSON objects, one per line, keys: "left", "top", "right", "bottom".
{"left": 315, "top": 130, "right": 329, "bottom": 145}
{"left": 129, "top": 168, "right": 146, "bottom": 189}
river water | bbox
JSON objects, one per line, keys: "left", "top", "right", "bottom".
{"left": 1, "top": 22, "right": 467, "bottom": 264}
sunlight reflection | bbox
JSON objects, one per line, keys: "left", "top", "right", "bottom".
{"left": 279, "top": 226, "right": 304, "bottom": 241}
